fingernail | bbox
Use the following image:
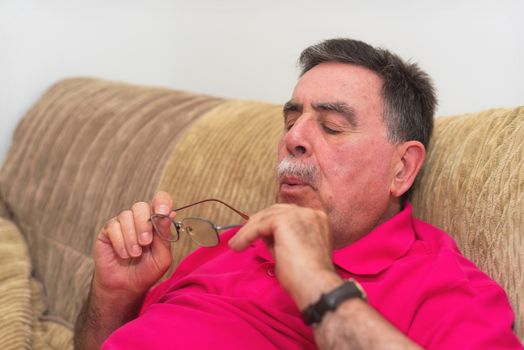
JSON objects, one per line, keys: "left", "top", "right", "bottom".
{"left": 157, "top": 205, "right": 169, "bottom": 215}
{"left": 140, "top": 232, "right": 151, "bottom": 244}
{"left": 132, "top": 244, "right": 142, "bottom": 256}
{"left": 121, "top": 248, "right": 129, "bottom": 259}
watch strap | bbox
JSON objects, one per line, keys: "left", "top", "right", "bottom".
{"left": 302, "top": 279, "right": 366, "bottom": 326}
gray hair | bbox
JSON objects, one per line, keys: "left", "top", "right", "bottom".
{"left": 299, "top": 38, "right": 437, "bottom": 150}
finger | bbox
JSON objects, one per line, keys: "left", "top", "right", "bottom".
{"left": 151, "top": 214, "right": 173, "bottom": 239}
{"left": 132, "top": 201, "right": 154, "bottom": 246}
{"left": 148, "top": 215, "right": 174, "bottom": 264}
{"left": 98, "top": 221, "right": 112, "bottom": 244}
{"left": 152, "top": 191, "right": 173, "bottom": 215}
{"left": 149, "top": 223, "right": 173, "bottom": 258}
{"left": 229, "top": 211, "right": 274, "bottom": 251}
{"left": 118, "top": 210, "right": 142, "bottom": 257}
{"left": 106, "top": 218, "right": 130, "bottom": 259}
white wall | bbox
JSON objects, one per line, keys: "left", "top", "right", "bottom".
{"left": 1, "top": 0, "right": 523, "bottom": 166}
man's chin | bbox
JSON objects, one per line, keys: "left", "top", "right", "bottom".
{"left": 275, "top": 189, "right": 320, "bottom": 209}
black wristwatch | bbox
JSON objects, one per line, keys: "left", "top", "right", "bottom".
{"left": 302, "top": 279, "right": 367, "bottom": 326}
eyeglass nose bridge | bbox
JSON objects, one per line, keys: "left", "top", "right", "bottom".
{"left": 175, "top": 219, "right": 205, "bottom": 237}
{"left": 174, "top": 220, "right": 204, "bottom": 240}
{"left": 173, "top": 220, "right": 183, "bottom": 232}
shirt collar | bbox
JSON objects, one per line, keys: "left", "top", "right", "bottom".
{"left": 252, "top": 202, "right": 416, "bottom": 276}
{"left": 332, "top": 202, "right": 415, "bottom": 276}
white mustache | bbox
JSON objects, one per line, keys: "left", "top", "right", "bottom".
{"left": 276, "top": 157, "right": 320, "bottom": 189}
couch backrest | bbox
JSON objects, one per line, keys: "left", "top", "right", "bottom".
{"left": 412, "top": 107, "right": 524, "bottom": 337}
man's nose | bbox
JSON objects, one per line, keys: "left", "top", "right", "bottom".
{"left": 283, "top": 117, "right": 313, "bottom": 158}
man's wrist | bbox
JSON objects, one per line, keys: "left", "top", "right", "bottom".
{"left": 302, "top": 279, "right": 367, "bottom": 326}
{"left": 292, "top": 271, "right": 344, "bottom": 311}
{"left": 91, "top": 277, "right": 147, "bottom": 321}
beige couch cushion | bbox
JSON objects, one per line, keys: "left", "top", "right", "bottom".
{"left": 412, "top": 107, "right": 524, "bottom": 338}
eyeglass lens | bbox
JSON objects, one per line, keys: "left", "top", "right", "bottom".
{"left": 181, "top": 218, "right": 219, "bottom": 247}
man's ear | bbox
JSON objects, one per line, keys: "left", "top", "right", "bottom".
{"left": 390, "top": 141, "right": 426, "bottom": 198}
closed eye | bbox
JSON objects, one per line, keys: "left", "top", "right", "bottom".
{"left": 319, "top": 117, "right": 349, "bottom": 135}
{"left": 313, "top": 101, "right": 358, "bottom": 129}
{"left": 321, "top": 123, "right": 342, "bottom": 135}
{"left": 284, "top": 113, "right": 300, "bottom": 131}
{"left": 283, "top": 101, "right": 302, "bottom": 131}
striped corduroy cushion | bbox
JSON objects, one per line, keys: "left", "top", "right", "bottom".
{"left": 412, "top": 107, "right": 524, "bottom": 339}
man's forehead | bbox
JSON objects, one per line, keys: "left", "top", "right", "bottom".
{"left": 299, "top": 61, "right": 383, "bottom": 81}
{"left": 288, "top": 62, "right": 384, "bottom": 116}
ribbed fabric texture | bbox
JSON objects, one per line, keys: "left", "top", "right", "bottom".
{"left": 0, "top": 217, "right": 74, "bottom": 349}
{"left": 0, "top": 218, "right": 32, "bottom": 349}
{"left": 412, "top": 107, "right": 524, "bottom": 338}
{"left": 0, "top": 78, "right": 222, "bottom": 331}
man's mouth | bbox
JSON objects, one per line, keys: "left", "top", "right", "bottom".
{"left": 281, "top": 176, "right": 307, "bottom": 186}
{"left": 279, "top": 175, "right": 314, "bottom": 192}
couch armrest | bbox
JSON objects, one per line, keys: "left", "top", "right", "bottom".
{"left": 0, "top": 217, "right": 33, "bottom": 349}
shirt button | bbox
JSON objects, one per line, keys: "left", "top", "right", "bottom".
{"left": 266, "top": 265, "right": 276, "bottom": 277}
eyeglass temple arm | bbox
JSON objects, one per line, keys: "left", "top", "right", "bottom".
{"left": 172, "top": 198, "right": 250, "bottom": 220}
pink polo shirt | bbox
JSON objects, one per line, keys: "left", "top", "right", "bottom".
{"left": 102, "top": 203, "right": 522, "bottom": 349}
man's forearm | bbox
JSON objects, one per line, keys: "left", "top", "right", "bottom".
{"left": 314, "top": 298, "right": 422, "bottom": 350}
{"left": 74, "top": 284, "right": 145, "bottom": 350}
{"left": 287, "top": 269, "right": 421, "bottom": 349}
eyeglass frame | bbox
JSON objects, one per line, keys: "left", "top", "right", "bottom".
{"left": 150, "top": 198, "right": 249, "bottom": 247}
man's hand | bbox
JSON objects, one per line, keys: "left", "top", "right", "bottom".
{"left": 228, "top": 203, "right": 341, "bottom": 310}
{"left": 93, "top": 191, "right": 174, "bottom": 298}
{"left": 228, "top": 203, "right": 422, "bottom": 350}
{"left": 75, "top": 191, "right": 174, "bottom": 350}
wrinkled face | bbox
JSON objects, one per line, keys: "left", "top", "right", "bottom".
{"left": 276, "top": 62, "right": 400, "bottom": 247}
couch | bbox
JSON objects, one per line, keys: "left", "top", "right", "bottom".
{"left": 0, "top": 78, "right": 522, "bottom": 349}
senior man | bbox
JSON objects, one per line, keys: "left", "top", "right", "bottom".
{"left": 74, "top": 39, "right": 522, "bottom": 349}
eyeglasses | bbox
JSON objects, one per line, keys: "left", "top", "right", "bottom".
{"left": 150, "top": 198, "right": 249, "bottom": 247}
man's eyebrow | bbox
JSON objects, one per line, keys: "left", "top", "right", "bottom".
{"left": 313, "top": 101, "right": 358, "bottom": 127}
{"left": 283, "top": 101, "right": 302, "bottom": 116}
{"left": 282, "top": 100, "right": 358, "bottom": 127}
